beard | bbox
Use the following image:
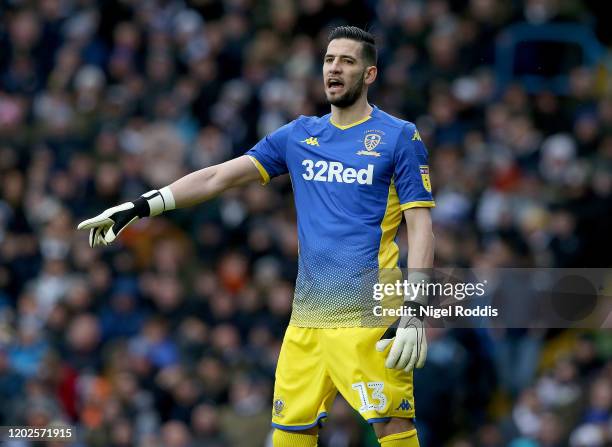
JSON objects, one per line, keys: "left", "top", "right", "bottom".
{"left": 327, "top": 71, "right": 365, "bottom": 108}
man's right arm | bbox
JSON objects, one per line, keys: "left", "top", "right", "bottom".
{"left": 169, "top": 155, "right": 263, "bottom": 208}
{"left": 77, "top": 155, "right": 264, "bottom": 246}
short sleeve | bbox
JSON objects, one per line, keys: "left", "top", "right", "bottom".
{"left": 393, "top": 124, "right": 435, "bottom": 210}
{"left": 246, "top": 121, "right": 294, "bottom": 185}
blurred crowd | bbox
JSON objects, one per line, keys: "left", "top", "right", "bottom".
{"left": 1, "top": 0, "right": 611, "bottom": 446}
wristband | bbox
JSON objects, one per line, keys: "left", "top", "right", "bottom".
{"left": 141, "top": 186, "right": 176, "bottom": 216}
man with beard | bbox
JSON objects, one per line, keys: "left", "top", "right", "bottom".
{"left": 79, "top": 26, "right": 435, "bottom": 447}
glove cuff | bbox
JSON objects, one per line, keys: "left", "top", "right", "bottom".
{"left": 403, "top": 301, "right": 426, "bottom": 321}
{"left": 141, "top": 186, "right": 176, "bottom": 216}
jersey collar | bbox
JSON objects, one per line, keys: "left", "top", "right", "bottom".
{"left": 329, "top": 105, "right": 378, "bottom": 130}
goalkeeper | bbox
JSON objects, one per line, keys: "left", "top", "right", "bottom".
{"left": 79, "top": 26, "right": 434, "bottom": 447}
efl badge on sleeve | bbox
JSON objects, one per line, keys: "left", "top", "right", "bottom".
{"left": 420, "top": 165, "right": 432, "bottom": 192}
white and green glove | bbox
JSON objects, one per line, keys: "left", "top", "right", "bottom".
{"left": 376, "top": 273, "right": 429, "bottom": 372}
{"left": 77, "top": 187, "right": 175, "bottom": 247}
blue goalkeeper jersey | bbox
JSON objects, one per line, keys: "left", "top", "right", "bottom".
{"left": 246, "top": 106, "right": 434, "bottom": 327}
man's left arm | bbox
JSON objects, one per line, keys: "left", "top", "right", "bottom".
{"left": 376, "top": 208, "right": 434, "bottom": 372}
{"left": 405, "top": 207, "right": 434, "bottom": 270}
{"left": 376, "top": 123, "right": 435, "bottom": 371}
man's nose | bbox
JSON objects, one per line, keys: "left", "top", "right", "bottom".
{"left": 329, "top": 59, "right": 341, "bottom": 73}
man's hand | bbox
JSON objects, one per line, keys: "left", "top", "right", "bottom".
{"left": 376, "top": 303, "right": 427, "bottom": 372}
{"left": 77, "top": 188, "right": 175, "bottom": 247}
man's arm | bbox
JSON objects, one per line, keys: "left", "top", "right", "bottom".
{"left": 405, "top": 207, "right": 434, "bottom": 269}
{"left": 78, "top": 155, "right": 264, "bottom": 246}
{"left": 169, "top": 156, "right": 263, "bottom": 208}
{"left": 376, "top": 207, "right": 434, "bottom": 372}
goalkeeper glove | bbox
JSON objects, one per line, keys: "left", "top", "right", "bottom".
{"left": 375, "top": 272, "right": 429, "bottom": 372}
{"left": 375, "top": 303, "right": 427, "bottom": 372}
{"left": 77, "top": 187, "right": 175, "bottom": 247}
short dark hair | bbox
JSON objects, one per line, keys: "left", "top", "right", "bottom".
{"left": 328, "top": 26, "right": 377, "bottom": 66}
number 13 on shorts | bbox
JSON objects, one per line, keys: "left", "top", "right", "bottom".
{"left": 352, "top": 381, "right": 388, "bottom": 413}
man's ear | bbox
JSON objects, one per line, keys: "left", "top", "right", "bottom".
{"left": 365, "top": 66, "right": 377, "bottom": 85}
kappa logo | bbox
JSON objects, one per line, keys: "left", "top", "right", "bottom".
{"left": 412, "top": 129, "right": 422, "bottom": 141}
{"left": 395, "top": 399, "right": 412, "bottom": 411}
{"left": 301, "top": 137, "right": 320, "bottom": 146}
{"left": 357, "top": 133, "right": 382, "bottom": 157}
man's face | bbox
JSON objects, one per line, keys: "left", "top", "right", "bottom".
{"left": 323, "top": 38, "right": 371, "bottom": 108}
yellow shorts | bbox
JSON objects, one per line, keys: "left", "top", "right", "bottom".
{"left": 271, "top": 326, "right": 415, "bottom": 430}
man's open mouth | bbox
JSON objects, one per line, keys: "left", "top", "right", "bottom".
{"left": 327, "top": 79, "right": 344, "bottom": 92}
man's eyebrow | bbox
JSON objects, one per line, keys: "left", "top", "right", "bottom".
{"left": 324, "top": 53, "right": 357, "bottom": 60}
